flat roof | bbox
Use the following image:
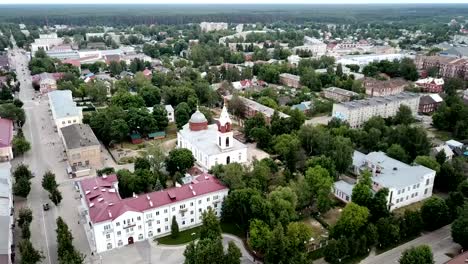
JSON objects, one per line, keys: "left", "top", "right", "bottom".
{"left": 324, "top": 86, "right": 358, "bottom": 97}
{"left": 48, "top": 90, "right": 82, "bottom": 119}
{"left": 61, "top": 124, "right": 100, "bottom": 150}
{"left": 336, "top": 92, "right": 420, "bottom": 110}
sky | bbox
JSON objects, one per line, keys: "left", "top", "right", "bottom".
{"left": 1, "top": 0, "right": 467, "bottom": 4}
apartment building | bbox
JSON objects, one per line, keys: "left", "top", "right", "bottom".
{"left": 279, "top": 73, "right": 301, "bottom": 89}
{"left": 415, "top": 77, "right": 444, "bottom": 93}
{"left": 418, "top": 94, "right": 443, "bottom": 114}
{"left": 61, "top": 124, "right": 101, "bottom": 173}
{"left": 364, "top": 77, "right": 407, "bottom": 97}
{"left": 78, "top": 173, "right": 228, "bottom": 253}
{"left": 200, "top": 22, "right": 228, "bottom": 32}
{"left": 322, "top": 87, "right": 359, "bottom": 102}
{"left": 332, "top": 92, "right": 420, "bottom": 128}
{"left": 334, "top": 151, "right": 435, "bottom": 211}
{"left": 414, "top": 56, "right": 468, "bottom": 80}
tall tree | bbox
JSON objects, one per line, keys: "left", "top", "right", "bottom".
{"left": 421, "top": 197, "right": 449, "bottom": 231}
{"left": 199, "top": 209, "right": 222, "bottom": 240}
{"left": 165, "top": 148, "right": 195, "bottom": 175}
{"left": 152, "top": 104, "right": 169, "bottom": 131}
{"left": 451, "top": 204, "right": 468, "bottom": 249}
{"left": 171, "top": 216, "right": 180, "bottom": 239}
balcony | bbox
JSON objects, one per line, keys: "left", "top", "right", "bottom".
{"left": 179, "top": 207, "right": 188, "bottom": 213}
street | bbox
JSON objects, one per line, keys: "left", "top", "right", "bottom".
{"left": 8, "top": 46, "right": 254, "bottom": 264}
{"left": 360, "top": 225, "right": 460, "bottom": 264}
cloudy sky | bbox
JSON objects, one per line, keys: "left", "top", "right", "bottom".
{"left": 0, "top": 0, "right": 466, "bottom": 4}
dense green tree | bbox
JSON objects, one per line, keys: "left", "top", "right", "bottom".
{"left": 184, "top": 238, "right": 225, "bottom": 264}
{"left": 18, "top": 207, "right": 33, "bottom": 227}
{"left": 400, "top": 210, "right": 423, "bottom": 239}
{"left": 264, "top": 224, "right": 287, "bottom": 264}
{"left": 329, "top": 136, "right": 353, "bottom": 173}
{"left": 300, "top": 69, "right": 322, "bottom": 91}
{"left": 165, "top": 148, "right": 195, "bottom": 175}
{"left": 387, "top": 144, "right": 410, "bottom": 163}
{"left": 19, "top": 239, "right": 44, "bottom": 264}
{"left": 436, "top": 161, "right": 465, "bottom": 192}
{"left": 14, "top": 176, "right": 31, "bottom": 198}
{"left": 86, "top": 81, "right": 108, "bottom": 104}
{"left": 41, "top": 171, "right": 58, "bottom": 192}
{"left": 175, "top": 102, "right": 192, "bottom": 129}
{"left": 134, "top": 157, "right": 151, "bottom": 171}
{"left": 12, "top": 135, "right": 31, "bottom": 156}
{"left": 414, "top": 156, "right": 440, "bottom": 173}
{"left": 399, "top": 245, "right": 434, "bottom": 264}
{"left": 421, "top": 197, "right": 449, "bottom": 231}
{"left": 394, "top": 105, "right": 414, "bottom": 125}
{"left": 224, "top": 241, "right": 242, "bottom": 264}
{"left": 171, "top": 215, "right": 180, "bottom": 239}
{"left": 221, "top": 188, "right": 261, "bottom": 231}
{"left": 446, "top": 191, "right": 465, "bottom": 219}
{"left": 305, "top": 165, "right": 333, "bottom": 212}
{"left": 324, "top": 238, "right": 349, "bottom": 264}
{"left": 49, "top": 188, "right": 63, "bottom": 206}
{"left": 332, "top": 202, "right": 369, "bottom": 238}
{"left": 435, "top": 150, "right": 447, "bottom": 165}
{"left": 376, "top": 217, "right": 400, "bottom": 248}
{"left": 451, "top": 204, "right": 468, "bottom": 249}
{"left": 444, "top": 78, "right": 465, "bottom": 96}
{"left": 56, "top": 217, "right": 85, "bottom": 264}
{"left": 126, "top": 107, "right": 158, "bottom": 135}
{"left": 352, "top": 170, "right": 373, "bottom": 208}
{"left": 110, "top": 91, "right": 145, "bottom": 109}
{"left": 0, "top": 103, "right": 26, "bottom": 126}
{"left": 248, "top": 219, "right": 271, "bottom": 252}
{"left": 273, "top": 133, "right": 301, "bottom": 172}
{"left": 109, "top": 61, "right": 123, "bottom": 75}
{"left": 199, "top": 209, "right": 222, "bottom": 240}
{"left": 109, "top": 118, "right": 129, "bottom": 143}
{"left": 138, "top": 85, "right": 161, "bottom": 107}
{"left": 152, "top": 104, "right": 169, "bottom": 131}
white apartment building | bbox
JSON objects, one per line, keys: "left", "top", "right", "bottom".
{"left": 334, "top": 151, "right": 435, "bottom": 211}
{"left": 31, "top": 33, "right": 64, "bottom": 54}
{"left": 332, "top": 92, "right": 420, "bottom": 128}
{"left": 200, "top": 22, "right": 228, "bottom": 32}
{"left": 78, "top": 173, "right": 228, "bottom": 253}
{"left": 293, "top": 36, "right": 327, "bottom": 56}
{"left": 48, "top": 90, "right": 83, "bottom": 136}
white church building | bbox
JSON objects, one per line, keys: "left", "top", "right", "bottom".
{"left": 177, "top": 106, "right": 248, "bottom": 170}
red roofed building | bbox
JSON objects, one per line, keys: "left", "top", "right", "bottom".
{"left": 0, "top": 119, "right": 13, "bottom": 161}
{"left": 78, "top": 173, "right": 228, "bottom": 253}
{"left": 142, "top": 68, "right": 152, "bottom": 79}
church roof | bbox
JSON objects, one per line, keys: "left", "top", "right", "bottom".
{"left": 189, "top": 109, "right": 207, "bottom": 124}
{"left": 178, "top": 124, "right": 246, "bottom": 156}
{"left": 218, "top": 105, "right": 231, "bottom": 126}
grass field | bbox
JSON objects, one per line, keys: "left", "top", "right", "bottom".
{"left": 157, "top": 222, "right": 245, "bottom": 245}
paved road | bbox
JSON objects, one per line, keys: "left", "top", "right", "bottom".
{"left": 9, "top": 44, "right": 92, "bottom": 264}
{"left": 360, "top": 225, "right": 459, "bottom": 264}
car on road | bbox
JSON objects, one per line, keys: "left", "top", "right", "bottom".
{"left": 43, "top": 203, "right": 50, "bottom": 211}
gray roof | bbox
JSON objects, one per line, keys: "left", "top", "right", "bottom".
{"left": 324, "top": 87, "right": 359, "bottom": 97}
{"left": 440, "top": 47, "right": 468, "bottom": 57}
{"left": 337, "top": 92, "right": 419, "bottom": 110}
{"left": 190, "top": 110, "right": 207, "bottom": 123}
{"left": 48, "top": 90, "right": 82, "bottom": 119}
{"left": 178, "top": 124, "right": 247, "bottom": 156}
{"left": 0, "top": 162, "right": 11, "bottom": 256}
{"left": 61, "top": 124, "right": 100, "bottom": 150}
{"left": 357, "top": 151, "right": 435, "bottom": 188}
{"left": 225, "top": 95, "right": 290, "bottom": 119}
{"left": 279, "top": 73, "right": 300, "bottom": 81}
{"left": 334, "top": 180, "right": 355, "bottom": 198}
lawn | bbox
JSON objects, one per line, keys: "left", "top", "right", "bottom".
{"left": 157, "top": 226, "right": 201, "bottom": 245}
{"left": 157, "top": 222, "right": 245, "bottom": 245}
{"left": 393, "top": 198, "right": 427, "bottom": 216}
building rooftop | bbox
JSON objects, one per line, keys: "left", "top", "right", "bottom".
{"left": 444, "top": 251, "right": 468, "bottom": 264}
{"left": 324, "top": 87, "right": 359, "bottom": 97}
{"left": 0, "top": 162, "right": 11, "bottom": 257}
{"left": 279, "top": 73, "right": 301, "bottom": 81}
{"left": 364, "top": 77, "right": 408, "bottom": 91}
{"left": 179, "top": 124, "right": 246, "bottom": 156}
{"left": 357, "top": 151, "right": 435, "bottom": 188}
{"left": 337, "top": 92, "right": 420, "bottom": 110}
{"left": 48, "top": 90, "right": 82, "bottom": 119}
{"left": 0, "top": 55, "right": 9, "bottom": 68}
{"left": 61, "top": 124, "right": 100, "bottom": 150}
{"left": 225, "top": 95, "right": 290, "bottom": 119}
{"left": 0, "top": 119, "right": 13, "bottom": 148}
{"left": 79, "top": 173, "right": 227, "bottom": 223}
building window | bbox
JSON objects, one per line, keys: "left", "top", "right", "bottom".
{"left": 198, "top": 200, "right": 201, "bottom": 204}
{"left": 207, "top": 197, "right": 210, "bottom": 202}
{"left": 426, "top": 179, "right": 430, "bottom": 185}
{"left": 165, "top": 226, "right": 169, "bottom": 231}
{"left": 424, "top": 188, "right": 428, "bottom": 195}
{"left": 138, "top": 234, "right": 144, "bottom": 240}
{"left": 157, "top": 228, "right": 161, "bottom": 233}
{"left": 172, "top": 207, "right": 175, "bottom": 212}
{"left": 118, "top": 240, "right": 123, "bottom": 246}
{"left": 68, "top": 120, "right": 71, "bottom": 124}
{"left": 156, "top": 211, "right": 159, "bottom": 216}
{"left": 148, "top": 231, "right": 153, "bottom": 237}
{"left": 225, "top": 137, "right": 230, "bottom": 147}
{"left": 137, "top": 216, "right": 141, "bottom": 221}
{"left": 219, "top": 136, "right": 221, "bottom": 146}
{"left": 198, "top": 208, "right": 202, "bottom": 213}
{"left": 148, "top": 222, "right": 152, "bottom": 227}
{"left": 214, "top": 203, "right": 218, "bottom": 208}
{"left": 190, "top": 202, "right": 193, "bottom": 206}
{"left": 104, "top": 224, "right": 111, "bottom": 230}
{"left": 107, "top": 243, "right": 112, "bottom": 250}
{"left": 138, "top": 225, "right": 142, "bottom": 230}
{"left": 190, "top": 211, "right": 194, "bottom": 215}
{"left": 191, "top": 218, "right": 194, "bottom": 223}
{"left": 106, "top": 234, "right": 110, "bottom": 239}
{"left": 116, "top": 222, "right": 120, "bottom": 227}
{"left": 146, "top": 213, "right": 152, "bottom": 219}
{"left": 157, "top": 220, "right": 160, "bottom": 224}
{"left": 164, "top": 209, "right": 168, "bottom": 213}
{"left": 182, "top": 221, "right": 185, "bottom": 225}
{"left": 117, "top": 231, "right": 121, "bottom": 236}
{"left": 165, "top": 218, "right": 168, "bottom": 222}
{"left": 180, "top": 204, "right": 186, "bottom": 209}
